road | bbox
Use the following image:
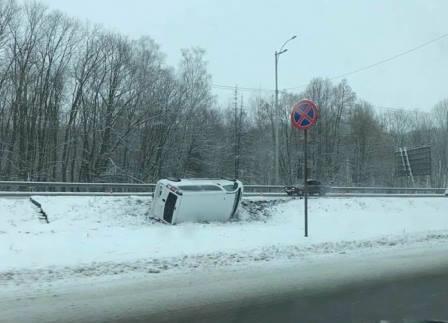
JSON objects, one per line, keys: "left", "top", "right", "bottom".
{"left": 2, "top": 245, "right": 448, "bottom": 323}
{"left": 163, "top": 267, "right": 448, "bottom": 323}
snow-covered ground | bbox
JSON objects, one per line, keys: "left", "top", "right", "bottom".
{"left": 1, "top": 196, "right": 447, "bottom": 287}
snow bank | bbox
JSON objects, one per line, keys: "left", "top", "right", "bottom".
{"left": 1, "top": 196, "right": 447, "bottom": 286}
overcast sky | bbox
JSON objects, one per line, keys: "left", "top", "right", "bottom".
{"left": 40, "top": 0, "right": 448, "bottom": 110}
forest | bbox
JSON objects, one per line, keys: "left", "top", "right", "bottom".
{"left": 0, "top": 0, "right": 446, "bottom": 187}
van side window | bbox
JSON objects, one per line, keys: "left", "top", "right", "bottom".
{"left": 200, "top": 185, "right": 222, "bottom": 191}
{"left": 223, "top": 184, "right": 237, "bottom": 191}
{"left": 179, "top": 185, "right": 222, "bottom": 191}
{"left": 178, "top": 185, "right": 203, "bottom": 191}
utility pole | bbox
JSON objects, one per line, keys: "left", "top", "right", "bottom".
{"left": 234, "top": 86, "right": 239, "bottom": 179}
{"left": 236, "top": 94, "right": 244, "bottom": 179}
{"left": 274, "top": 51, "right": 279, "bottom": 185}
{"left": 274, "top": 35, "right": 297, "bottom": 184}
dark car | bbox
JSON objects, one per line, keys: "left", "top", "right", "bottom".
{"left": 284, "top": 180, "right": 329, "bottom": 196}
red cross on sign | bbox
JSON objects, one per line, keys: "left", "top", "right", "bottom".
{"left": 290, "top": 99, "right": 319, "bottom": 130}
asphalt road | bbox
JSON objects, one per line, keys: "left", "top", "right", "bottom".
{"left": 2, "top": 246, "right": 448, "bottom": 323}
{"left": 157, "top": 267, "right": 448, "bottom": 323}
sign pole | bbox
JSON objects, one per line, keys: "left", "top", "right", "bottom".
{"left": 290, "top": 99, "right": 318, "bottom": 238}
{"left": 304, "top": 129, "right": 308, "bottom": 237}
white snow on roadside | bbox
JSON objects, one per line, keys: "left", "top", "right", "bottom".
{"left": 1, "top": 196, "right": 448, "bottom": 287}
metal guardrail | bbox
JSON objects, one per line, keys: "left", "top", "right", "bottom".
{"left": 0, "top": 192, "right": 444, "bottom": 198}
{"left": 0, "top": 181, "right": 154, "bottom": 193}
{"left": 0, "top": 181, "right": 285, "bottom": 193}
{"left": 0, "top": 192, "right": 153, "bottom": 197}
{"left": 0, "top": 181, "right": 445, "bottom": 196}
{"left": 331, "top": 186, "right": 446, "bottom": 194}
{"left": 0, "top": 192, "right": 286, "bottom": 198}
{"left": 326, "top": 193, "right": 445, "bottom": 198}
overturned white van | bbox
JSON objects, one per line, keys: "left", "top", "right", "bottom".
{"left": 151, "top": 178, "right": 243, "bottom": 224}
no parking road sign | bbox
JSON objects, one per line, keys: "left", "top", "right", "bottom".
{"left": 291, "top": 99, "right": 319, "bottom": 130}
{"left": 290, "top": 99, "right": 319, "bottom": 238}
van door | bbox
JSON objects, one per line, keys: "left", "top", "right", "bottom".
{"left": 154, "top": 184, "right": 168, "bottom": 218}
{"left": 163, "top": 192, "right": 177, "bottom": 224}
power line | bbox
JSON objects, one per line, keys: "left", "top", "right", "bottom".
{"left": 212, "top": 83, "right": 273, "bottom": 93}
{"left": 374, "top": 106, "right": 421, "bottom": 112}
{"left": 214, "top": 33, "right": 448, "bottom": 93}
{"left": 285, "top": 32, "right": 448, "bottom": 90}
{"left": 212, "top": 87, "right": 420, "bottom": 112}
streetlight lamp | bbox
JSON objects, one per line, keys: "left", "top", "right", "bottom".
{"left": 274, "top": 35, "right": 297, "bottom": 184}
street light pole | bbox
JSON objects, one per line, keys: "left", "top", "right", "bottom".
{"left": 274, "top": 35, "right": 297, "bottom": 184}
{"left": 274, "top": 51, "right": 279, "bottom": 185}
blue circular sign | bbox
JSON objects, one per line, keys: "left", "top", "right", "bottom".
{"left": 290, "top": 99, "right": 319, "bottom": 130}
